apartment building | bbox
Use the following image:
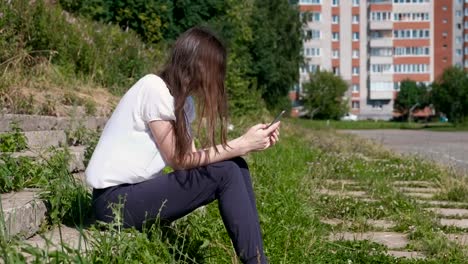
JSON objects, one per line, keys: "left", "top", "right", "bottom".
{"left": 297, "top": 0, "right": 467, "bottom": 120}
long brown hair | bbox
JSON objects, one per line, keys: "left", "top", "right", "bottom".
{"left": 160, "top": 27, "right": 228, "bottom": 163}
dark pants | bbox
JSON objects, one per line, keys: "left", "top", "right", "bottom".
{"left": 92, "top": 157, "right": 267, "bottom": 264}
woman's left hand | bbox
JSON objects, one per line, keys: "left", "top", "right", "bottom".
{"left": 269, "top": 126, "right": 280, "bottom": 145}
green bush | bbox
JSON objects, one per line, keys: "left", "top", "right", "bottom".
{"left": 0, "top": 124, "right": 28, "bottom": 153}
{"left": 0, "top": 0, "right": 162, "bottom": 95}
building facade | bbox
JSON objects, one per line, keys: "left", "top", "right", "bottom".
{"left": 298, "top": 0, "right": 467, "bottom": 120}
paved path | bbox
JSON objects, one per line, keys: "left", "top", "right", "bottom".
{"left": 343, "top": 130, "right": 468, "bottom": 174}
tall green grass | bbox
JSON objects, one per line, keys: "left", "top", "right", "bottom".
{"left": 0, "top": 0, "right": 162, "bottom": 96}
{"left": 292, "top": 119, "right": 466, "bottom": 131}
{"left": 3, "top": 121, "right": 468, "bottom": 263}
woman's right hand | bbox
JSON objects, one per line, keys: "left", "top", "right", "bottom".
{"left": 237, "top": 122, "right": 281, "bottom": 154}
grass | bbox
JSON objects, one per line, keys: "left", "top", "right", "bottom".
{"left": 2, "top": 120, "right": 468, "bottom": 263}
{"left": 292, "top": 118, "right": 468, "bottom": 131}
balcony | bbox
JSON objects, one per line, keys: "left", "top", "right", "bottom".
{"left": 370, "top": 56, "right": 393, "bottom": 64}
{"left": 369, "top": 20, "right": 393, "bottom": 30}
{"left": 369, "top": 82, "right": 394, "bottom": 100}
{"left": 369, "top": 37, "right": 393, "bottom": 47}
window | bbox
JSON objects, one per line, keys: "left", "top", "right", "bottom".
{"left": 456, "top": 10, "right": 462, "bottom": 17}
{"left": 465, "top": 60, "right": 468, "bottom": 68}
{"left": 352, "top": 101, "right": 360, "bottom": 109}
{"left": 456, "top": 36, "right": 463, "bottom": 44}
{"left": 352, "top": 15, "right": 359, "bottom": 24}
{"left": 465, "top": 8, "right": 468, "bottom": 16}
{"left": 443, "top": 6, "right": 448, "bottom": 11}
{"left": 372, "top": 12, "right": 392, "bottom": 21}
{"left": 465, "top": 47, "right": 468, "bottom": 54}
{"left": 352, "top": 67, "right": 359, "bottom": 75}
{"left": 332, "top": 67, "right": 340, "bottom": 76}
{"left": 352, "top": 84, "right": 360, "bottom": 93}
{"left": 332, "top": 49, "right": 339, "bottom": 58}
{"left": 301, "top": 64, "right": 320, "bottom": 73}
{"left": 465, "top": 34, "right": 468, "bottom": 42}
{"left": 299, "top": 0, "right": 321, "bottom": 4}
{"left": 332, "top": 15, "right": 339, "bottom": 24}
{"left": 394, "top": 64, "right": 429, "bottom": 73}
{"left": 393, "top": 12, "right": 429, "bottom": 21}
{"left": 464, "top": 21, "right": 468, "bottom": 28}
{"left": 456, "top": 49, "right": 462, "bottom": 56}
{"left": 394, "top": 29, "right": 429, "bottom": 39}
{"left": 352, "top": 0, "right": 359, "bottom": 6}
{"left": 332, "top": 0, "right": 339, "bottom": 6}
{"left": 352, "top": 49, "right": 359, "bottom": 58}
{"left": 304, "top": 48, "right": 321, "bottom": 57}
{"left": 352, "top": 32, "right": 360, "bottom": 41}
{"left": 332, "top": 32, "right": 339, "bottom": 41}
{"left": 306, "top": 12, "right": 321, "bottom": 22}
{"left": 306, "top": 30, "right": 321, "bottom": 40}
{"left": 394, "top": 46, "right": 429, "bottom": 56}
{"left": 371, "top": 64, "right": 392, "bottom": 73}
{"left": 393, "top": 0, "right": 429, "bottom": 3}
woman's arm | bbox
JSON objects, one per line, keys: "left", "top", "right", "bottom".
{"left": 149, "top": 120, "right": 280, "bottom": 170}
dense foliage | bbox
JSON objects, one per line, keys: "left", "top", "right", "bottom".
{"left": 302, "top": 70, "right": 349, "bottom": 120}
{"left": 393, "top": 79, "right": 430, "bottom": 118}
{"left": 58, "top": 0, "right": 303, "bottom": 112}
{"left": 0, "top": 0, "right": 160, "bottom": 95}
{"left": 431, "top": 66, "right": 468, "bottom": 124}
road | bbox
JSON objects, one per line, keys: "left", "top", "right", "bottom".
{"left": 343, "top": 130, "right": 468, "bottom": 175}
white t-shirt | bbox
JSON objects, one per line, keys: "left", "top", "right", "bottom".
{"left": 85, "top": 74, "right": 195, "bottom": 189}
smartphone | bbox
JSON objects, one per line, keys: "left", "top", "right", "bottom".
{"left": 267, "top": 110, "right": 285, "bottom": 128}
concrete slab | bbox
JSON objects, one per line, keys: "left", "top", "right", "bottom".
{"left": 320, "top": 218, "right": 395, "bottom": 230}
{"left": 446, "top": 233, "right": 468, "bottom": 246}
{"left": 397, "top": 187, "right": 440, "bottom": 194}
{"left": 367, "top": 220, "right": 396, "bottom": 230}
{"left": 324, "top": 179, "right": 359, "bottom": 185}
{"left": 0, "top": 114, "right": 107, "bottom": 132}
{"left": 426, "top": 208, "right": 468, "bottom": 217}
{"left": 415, "top": 200, "right": 468, "bottom": 208}
{"left": 405, "top": 192, "right": 434, "bottom": 199}
{"left": 1, "top": 190, "right": 47, "bottom": 239}
{"left": 26, "top": 225, "right": 88, "bottom": 251}
{"left": 11, "top": 146, "right": 85, "bottom": 172}
{"left": 329, "top": 232, "right": 409, "bottom": 249}
{"left": 386, "top": 250, "right": 425, "bottom": 259}
{"left": 318, "top": 189, "right": 368, "bottom": 198}
{"left": 320, "top": 218, "right": 343, "bottom": 226}
{"left": 440, "top": 219, "right": 468, "bottom": 229}
{"left": 393, "top": 181, "right": 436, "bottom": 187}
{"left": 13, "top": 130, "right": 66, "bottom": 149}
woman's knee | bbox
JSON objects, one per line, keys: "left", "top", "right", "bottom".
{"left": 208, "top": 160, "right": 243, "bottom": 184}
{"left": 230, "top": 156, "right": 249, "bottom": 170}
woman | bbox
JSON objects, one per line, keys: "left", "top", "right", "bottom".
{"left": 86, "top": 27, "right": 280, "bottom": 264}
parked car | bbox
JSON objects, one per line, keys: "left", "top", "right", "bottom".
{"left": 341, "top": 113, "right": 358, "bottom": 121}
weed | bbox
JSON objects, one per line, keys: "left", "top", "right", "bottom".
{"left": 84, "top": 99, "right": 97, "bottom": 116}
{"left": 62, "top": 91, "right": 84, "bottom": 106}
{"left": 0, "top": 123, "right": 28, "bottom": 152}
{"left": 38, "top": 94, "right": 57, "bottom": 116}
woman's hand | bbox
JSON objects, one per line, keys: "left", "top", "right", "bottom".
{"left": 237, "top": 122, "right": 281, "bottom": 154}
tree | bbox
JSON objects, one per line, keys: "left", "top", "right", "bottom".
{"left": 432, "top": 66, "right": 468, "bottom": 124}
{"left": 60, "top": 0, "right": 174, "bottom": 43}
{"left": 249, "top": 0, "right": 302, "bottom": 110}
{"left": 302, "top": 70, "right": 348, "bottom": 120}
{"left": 393, "top": 79, "right": 430, "bottom": 118}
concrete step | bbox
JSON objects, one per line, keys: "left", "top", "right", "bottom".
{"left": 1, "top": 190, "right": 47, "bottom": 239}
{"left": 25, "top": 225, "right": 89, "bottom": 253}
{"left": 329, "top": 232, "right": 409, "bottom": 249}
{"left": 11, "top": 146, "right": 86, "bottom": 172}
{"left": 0, "top": 130, "right": 67, "bottom": 149}
{"left": 0, "top": 114, "right": 107, "bottom": 132}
